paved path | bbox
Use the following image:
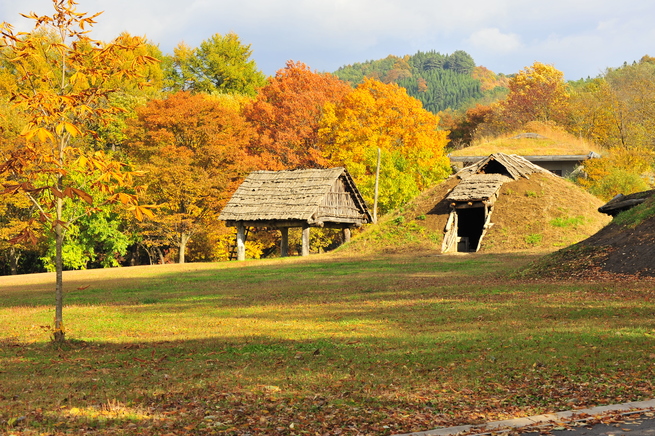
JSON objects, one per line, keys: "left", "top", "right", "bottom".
{"left": 520, "top": 413, "right": 655, "bottom": 436}
{"left": 394, "top": 399, "right": 655, "bottom": 436}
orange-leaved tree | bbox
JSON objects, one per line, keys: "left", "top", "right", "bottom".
{"left": 319, "top": 78, "right": 451, "bottom": 214}
{"left": 439, "top": 104, "right": 495, "bottom": 148}
{"left": 244, "top": 61, "right": 352, "bottom": 169}
{"left": 0, "top": 0, "right": 158, "bottom": 342}
{"left": 0, "top": 138, "right": 44, "bottom": 275}
{"left": 125, "top": 91, "right": 259, "bottom": 263}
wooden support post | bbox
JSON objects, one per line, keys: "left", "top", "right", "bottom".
{"left": 301, "top": 224, "right": 310, "bottom": 256}
{"left": 236, "top": 222, "right": 246, "bottom": 261}
{"left": 280, "top": 227, "right": 289, "bottom": 257}
{"left": 343, "top": 227, "right": 351, "bottom": 244}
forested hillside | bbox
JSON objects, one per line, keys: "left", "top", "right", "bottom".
{"left": 333, "top": 50, "right": 508, "bottom": 113}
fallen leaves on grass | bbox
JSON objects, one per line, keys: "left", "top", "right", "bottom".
{"left": 6, "top": 371, "right": 655, "bottom": 436}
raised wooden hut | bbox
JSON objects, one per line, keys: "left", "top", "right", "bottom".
{"left": 442, "top": 153, "right": 553, "bottom": 252}
{"left": 219, "top": 167, "right": 371, "bottom": 260}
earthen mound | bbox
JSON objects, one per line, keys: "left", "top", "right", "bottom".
{"left": 347, "top": 172, "right": 610, "bottom": 254}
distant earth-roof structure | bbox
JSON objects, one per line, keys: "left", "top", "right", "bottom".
{"left": 449, "top": 131, "right": 600, "bottom": 177}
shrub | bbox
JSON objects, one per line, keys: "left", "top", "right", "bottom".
{"left": 576, "top": 146, "right": 654, "bottom": 201}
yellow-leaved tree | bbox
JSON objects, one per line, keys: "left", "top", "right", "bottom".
{"left": 495, "top": 62, "right": 570, "bottom": 132}
{"left": 576, "top": 146, "right": 654, "bottom": 201}
{"left": 0, "top": 0, "right": 158, "bottom": 342}
{"left": 319, "top": 78, "right": 451, "bottom": 215}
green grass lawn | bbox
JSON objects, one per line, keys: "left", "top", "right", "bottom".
{"left": 1, "top": 251, "right": 654, "bottom": 435}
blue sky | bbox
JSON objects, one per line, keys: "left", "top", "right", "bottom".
{"left": 3, "top": 0, "right": 655, "bottom": 80}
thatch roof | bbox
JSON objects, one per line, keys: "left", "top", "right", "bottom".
{"left": 219, "top": 167, "right": 371, "bottom": 227}
{"left": 445, "top": 153, "right": 552, "bottom": 204}
{"left": 446, "top": 174, "right": 511, "bottom": 202}
{"left": 457, "top": 153, "right": 552, "bottom": 181}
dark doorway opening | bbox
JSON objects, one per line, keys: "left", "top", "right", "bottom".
{"left": 457, "top": 207, "right": 485, "bottom": 252}
{"left": 481, "top": 160, "right": 512, "bottom": 177}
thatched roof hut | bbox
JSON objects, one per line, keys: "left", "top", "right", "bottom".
{"left": 219, "top": 167, "right": 371, "bottom": 259}
{"left": 445, "top": 174, "right": 511, "bottom": 203}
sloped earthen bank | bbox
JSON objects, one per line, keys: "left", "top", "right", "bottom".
{"left": 523, "top": 194, "right": 655, "bottom": 278}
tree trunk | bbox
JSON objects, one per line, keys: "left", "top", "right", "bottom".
{"left": 179, "top": 233, "right": 190, "bottom": 264}
{"left": 156, "top": 246, "right": 165, "bottom": 265}
{"left": 53, "top": 197, "right": 65, "bottom": 343}
{"left": 9, "top": 246, "right": 19, "bottom": 275}
{"left": 142, "top": 244, "right": 154, "bottom": 265}
{"left": 130, "top": 245, "right": 138, "bottom": 266}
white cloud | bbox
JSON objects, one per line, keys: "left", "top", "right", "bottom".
{"left": 467, "top": 28, "right": 523, "bottom": 54}
{"left": 596, "top": 19, "right": 618, "bottom": 32}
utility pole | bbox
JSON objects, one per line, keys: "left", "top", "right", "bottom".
{"left": 373, "top": 147, "right": 381, "bottom": 223}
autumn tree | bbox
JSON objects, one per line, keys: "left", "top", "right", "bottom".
{"left": 600, "top": 61, "right": 655, "bottom": 148}
{"left": 472, "top": 66, "right": 510, "bottom": 92}
{"left": 164, "top": 33, "right": 267, "bottom": 97}
{"left": 439, "top": 104, "right": 494, "bottom": 149}
{"left": 89, "top": 34, "right": 166, "bottom": 152}
{"left": 566, "top": 78, "right": 618, "bottom": 146}
{"left": 125, "top": 91, "right": 258, "bottom": 263}
{"left": 0, "top": 137, "right": 43, "bottom": 275}
{"left": 566, "top": 58, "right": 655, "bottom": 181}
{"left": 381, "top": 57, "right": 412, "bottom": 84}
{"left": 319, "top": 78, "right": 451, "bottom": 213}
{"left": 244, "top": 61, "right": 352, "bottom": 169}
{"left": 0, "top": 72, "right": 53, "bottom": 273}
{"left": 496, "top": 62, "right": 569, "bottom": 131}
{"left": 0, "top": 0, "right": 156, "bottom": 341}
